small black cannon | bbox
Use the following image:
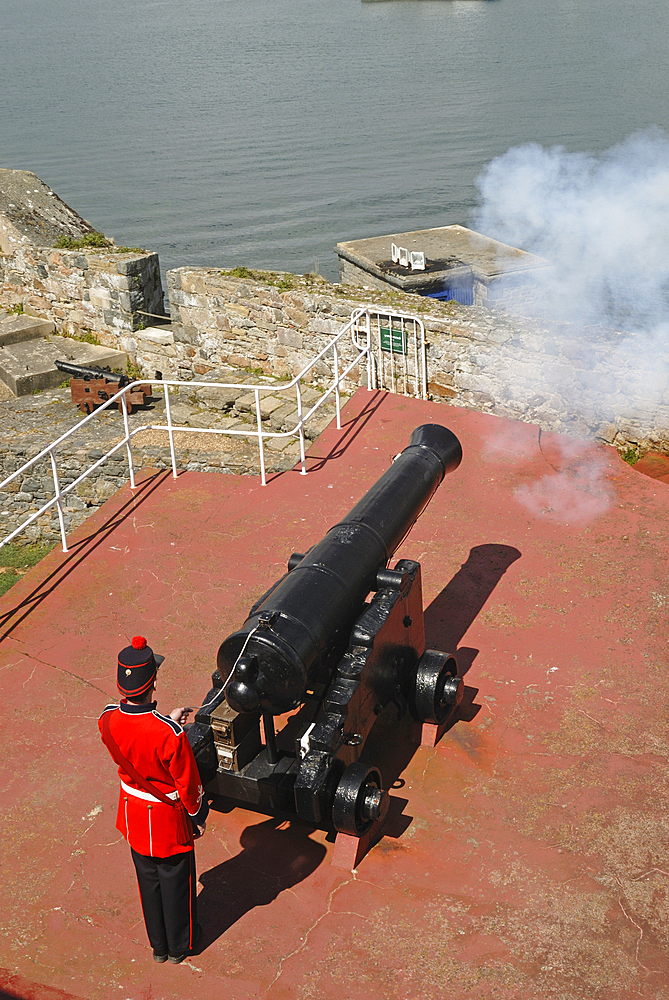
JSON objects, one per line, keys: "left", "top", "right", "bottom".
{"left": 55, "top": 360, "right": 152, "bottom": 415}
{"left": 187, "top": 424, "right": 464, "bottom": 839}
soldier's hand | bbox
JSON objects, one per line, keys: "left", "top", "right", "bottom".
{"left": 169, "top": 706, "right": 192, "bottom": 725}
{"left": 197, "top": 823, "right": 206, "bottom": 837}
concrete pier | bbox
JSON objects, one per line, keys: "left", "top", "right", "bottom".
{"left": 336, "top": 224, "right": 549, "bottom": 305}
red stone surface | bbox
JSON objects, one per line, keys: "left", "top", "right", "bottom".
{"left": 633, "top": 451, "right": 669, "bottom": 484}
{"left": 1, "top": 388, "right": 669, "bottom": 1000}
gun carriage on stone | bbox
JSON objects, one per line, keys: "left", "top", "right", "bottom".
{"left": 55, "top": 360, "right": 152, "bottom": 415}
{"left": 187, "top": 424, "right": 464, "bottom": 840}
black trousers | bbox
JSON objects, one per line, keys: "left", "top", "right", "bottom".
{"left": 131, "top": 847, "right": 198, "bottom": 956}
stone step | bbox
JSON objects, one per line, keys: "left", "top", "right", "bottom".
{"left": 0, "top": 314, "right": 55, "bottom": 348}
{"left": 0, "top": 336, "right": 128, "bottom": 396}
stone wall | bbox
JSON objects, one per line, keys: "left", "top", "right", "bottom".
{"left": 475, "top": 270, "right": 541, "bottom": 311}
{"left": 0, "top": 438, "right": 263, "bottom": 547}
{"left": 0, "top": 446, "right": 132, "bottom": 545}
{"left": 135, "top": 268, "right": 370, "bottom": 385}
{"left": 0, "top": 244, "right": 164, "bottom": 344}
{"left": 3, "top": 263, "right": 669, "bottom": 546}
{"left": 149, "top": 267, "right": 669, "bottom": 455}
{"left": 0, "top": 169, "right": 165, "bottom": 345}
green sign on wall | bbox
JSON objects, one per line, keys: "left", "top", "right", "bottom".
{"left": 379, "top": 326, "right": 408, "bottom": 355}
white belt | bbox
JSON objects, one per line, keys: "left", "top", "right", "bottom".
{"left": 120, "top": 779, "right": 179, "bottom": 804}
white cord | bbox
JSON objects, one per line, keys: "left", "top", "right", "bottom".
{"left": 197, "top": 625, "right": 260, "bottom": 711}
{"left": 223, "top": 625, "right": 260, "bottom": 688}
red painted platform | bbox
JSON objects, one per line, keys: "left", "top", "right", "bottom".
{"left": 634, "top": 450, "right": 669, "bottom": 484}
{"left": 1, "top": 388, "right": 668, "bottom": 1000}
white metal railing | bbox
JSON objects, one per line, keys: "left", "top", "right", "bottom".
{"left": 352, "top": 309, "right": 427, "bottom": 400}
{"left": 0, "top": 307, "right": 426, "bottom": 553}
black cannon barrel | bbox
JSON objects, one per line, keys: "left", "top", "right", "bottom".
{"left": 220, "top": 424, "right": 462, "bottom": 716}
{"left": 55, "top": 360, "right": 129, "bottom": 386}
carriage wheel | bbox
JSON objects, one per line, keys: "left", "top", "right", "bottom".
{"left": 332, "top": 763, "right": 388, "bottom": 837}
{"left": 412, "top": 650, "right": 463, "bottom": 725}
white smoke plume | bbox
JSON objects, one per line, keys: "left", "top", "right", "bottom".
{"left": 474, "top": 129, "right": 669, "bottom": 333}
{"left": 481, "top": 423, "right": 613, "bottom": 526}
{"left": 513, "top": 440, "right": 613, "bottom": 526}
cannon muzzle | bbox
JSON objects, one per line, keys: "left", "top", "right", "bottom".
{"left": 220, "top": 424, "right": 462, "bottom": 716}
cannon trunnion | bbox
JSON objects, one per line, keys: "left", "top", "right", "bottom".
{"left": 187, "top": 424, "right": 464, "bottom": 840}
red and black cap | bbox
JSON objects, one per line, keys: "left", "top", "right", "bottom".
{"left": 117, "top": 636, "right": 165, "bottom": 697}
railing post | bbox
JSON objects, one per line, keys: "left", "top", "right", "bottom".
{"left": 412, "top": 319, "right": 419, "bottom": 397}
{"left": 296, "top": 382, "right": 307, "bottom": 476}
{"left": 48, "top": 448, "right": 69, "bottom": 553}
{"left": 333, "top": 344, "right": 341, "bottom": 430}
{"left": 401, "top": 317, "right": 408, "bottom": 396}
{"left": 254, "top": 388, "right": 267, "bottom": 487}
{"left": 366, "top": 313, "right": 373, "bottom": 390}
{"left": 420, "top": 319, "right": 427, "bottom": 399}
{"left": 120, "top": 391, "right": 136, "bottom": 489}
{"left": 163, "top": 384, "right": 178, "bottom": 480}
{"left": 389, "top": 313, "right": 397, "bottom": 394}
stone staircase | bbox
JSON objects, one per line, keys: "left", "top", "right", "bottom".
{"left": 0, "top": 312, "right": 128, "bottom": 396}
{"left": 130, "top": 369, "right": 348, "bottom": 476}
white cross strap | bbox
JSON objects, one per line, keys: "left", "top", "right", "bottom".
{"left": 120, "top": 779, "right": 179, "bottom": 804}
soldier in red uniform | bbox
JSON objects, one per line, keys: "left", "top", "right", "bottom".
{"left": 99, "top": 636, "right": 209, "bottom": 964}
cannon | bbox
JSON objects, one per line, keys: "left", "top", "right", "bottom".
{"left": 187, "top": 424, "right": 464, "bottom": 839}
{"left": 55, "top": 360, "right": 152, "bottom": 415}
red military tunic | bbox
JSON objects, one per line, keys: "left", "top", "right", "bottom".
{"left": 99, "top": 700, "right": 208, "bottom": 857}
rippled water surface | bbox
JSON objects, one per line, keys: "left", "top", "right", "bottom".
{"left": 2, "top": 0, "right": 668, "bottom": 280}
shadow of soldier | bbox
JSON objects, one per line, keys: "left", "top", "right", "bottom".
{"left": 196, "top": 816, "right": 327, "bottom": 949}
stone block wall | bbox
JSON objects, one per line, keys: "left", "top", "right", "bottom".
{"left": 0, "top": 438, "right": 258, "bottom": 547}
{"left": 148, "top": 267, "right": 669, "bottom": 455}
{"left": 0, "top": 446, "right": 132, "bottom": 546}
{"left": 473, "top": 271, "right": 540, "bottom": 311}
{"left": 0, "top": 244, "right": 164, "bottom": 344}
{"left": 3, "top": 264, "right": 669, "bottom": 547}
{"left": 134, "top": 268, "right": 371, "bottom": 385}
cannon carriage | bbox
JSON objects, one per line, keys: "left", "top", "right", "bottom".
{"left": 187, "top": 424, "right": 464, "bottom": 840}
{"left": 55, "top": 360, "right": 152, "bottom": 415}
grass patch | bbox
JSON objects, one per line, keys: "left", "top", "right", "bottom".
{"left": 7, "top": 302, "right": 24, "bottom": 315}
{"left": 54, "top": 232, "right": 112, "bottom": 250}
{"left": 54, "top": 236, "right": 147, "bottom": 254}
{"left": 218, "top": 267, "right": 299, "bottom": 292}
{"left": 66, "top": 330, "right": 99, "bottom": 345}
{"left": 0, "top": 542, "right": 55, "bottom": 598}
{"left": 125, "top": 359, "right": 144, "bottom": 381}
{"left": 621, "top": 446, "right": 640, "bottom": 465}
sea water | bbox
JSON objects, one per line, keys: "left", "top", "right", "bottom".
{"left": 1, "top": 0, "right": 668, "bottom": 281}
